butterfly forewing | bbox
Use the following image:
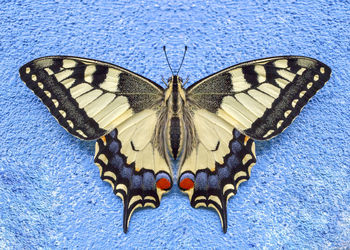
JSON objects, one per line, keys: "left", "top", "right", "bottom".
{"left": 19, "top": 56, "right": 164, "bottom": 140}
{"left": 187, "top": 56, "right": 331, "bottom": 140}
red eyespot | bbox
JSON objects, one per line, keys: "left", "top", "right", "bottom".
{"left": 156, "top": 178, "right": 171, "bottom": 190}
{"left": 179, "top": 178, "right": 194, "bottom": 190}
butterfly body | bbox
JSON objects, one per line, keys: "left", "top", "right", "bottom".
{"left": 163, "top": 76, "right": 187, "bottom": 161}
{"left": 19, "top": 54, "right": 331, "bottom": 233}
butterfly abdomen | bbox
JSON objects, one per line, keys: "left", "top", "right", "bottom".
{"left": 170, "top": 117, "right": 180, "bottom": 159}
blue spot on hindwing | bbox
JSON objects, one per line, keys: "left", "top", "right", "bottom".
{"left": 109, "top": 141, "right": 119, "bottom": 154}
{"left": 110, "top": 155, "right": 123, "bottom": 171}
{"left": 195, "top": 172, "right": 208, "bottom": 191}
{"left": 208, "top": 175, "right": 219, "bottom": 189}
{"left": 226, "top": 154, "right": 240, "bottom": 171}
{"left": 230, "top": 140, "right": 242, "bottom": 154}
{"left": 131, "top": 175, "right": 142, "bottom": 189}
{"left": 109, "top": 130, "right": 117, "bottom": 138}
{"left": 143, "top": 172, "right": 155, "bottom": 190}
{"left": 121, "top": 166, "right": 133, "bottom": 179}
{"left": 218, "top": 166, "right": 230, "bottom": 179}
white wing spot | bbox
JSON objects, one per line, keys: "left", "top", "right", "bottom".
{"left": 70, "top": 83, "right": 93, "bottom": 98}
{"left": 103, "top": 171, "right": 117, "bottom": 181}
{"left": 277, "top": 69, "right": 295, "bottom": 82}
{"left": 234, "top": 171, "right": 247, "bottom": 181}
{"left": 76, "top": 129, "right": 87, "bottom": 138}
{"left": 63, "top": 59, "right": 77, "bottom": 68}
{"left": 59, "top": 110, "right": 66, "bottom": 118}
{"left": 84, "top": 65, "right": 96, "bottom": 83}
{"left": 320, "top": 67, "right": 325, "bottom": 74}
{"left": 67, "top": 120, "right": 74, "bottom": 128}
{"left": 38, "top": 82, "right": 44, "bottom": 89}
{"left": 44, "top": 90, "right": 51, "bottom": 98}
{"left": 242, "top": 154, "right": 252, "bottom": 165}
{"left": 235, "top": 93, "right": 266, "bottom": 118}
{"left": 263, "top": 129, "right": 274, "bottom": 138}
{"left": 76, "top": 89, "right": 103, "bottom": 109}
{"left": 257, "top": 83, "right": 281, "bottom": 98}
{"left": 61, "top": 78, "right": 75, "bottom": 89}
{"left": 100, "top": 81, "right": 119, "bottom": 92}
{"left": 297, "top": 58, "right": 314, "bottom": 68}
{"left": 31, "top": 74, "right": 37, "bottom": 81}
{"left": 284, "top": 110, "right": 291, "bottom": 118}
{"left": 296, "top": 68, "right": 306, "bottom": 75}
{"left": 44, "top": 68, "right": 54, "bottom": 75}
{"left": 274, "top": 59, "right": 288, "bottom": 68}
{"left": 230, "top": 68, "right": 251, "bottom": 92}
{"left": 277, "top": 120, "right": 283, "bottom": 129}
{"left": 307, "top": 82, "right": 313, "bottom": 89}
{"left": 254, "top": 65, "right": 266, "bottom": 83}
{"left": 25, "top": 67, "right": 30, "bottom": 74}
{"left": 52, "top": 99, "right": 59, "bottom": 108}
{"left": 55, "top": 69, "right": 73, "bottom": 82}
{"left": 314, "top": 74, "right": 319, "bottom": 81}
{"left": 275, "top": 78, "right": 289, "bottom": 89}
{"left": 292, "top": 99, "right": 298, "bottom": 108}
{"left": 98, "top": 154, "right": 109, "bottom": 165}
{"left": 248, "top": 89, "right": 275, "bottom": 108}
{"left": 299, "top": 91, "right": 306, "bottom": 98}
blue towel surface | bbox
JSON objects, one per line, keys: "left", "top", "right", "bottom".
{"left": 1, "top": 0, "right": 349, "bottom": 248}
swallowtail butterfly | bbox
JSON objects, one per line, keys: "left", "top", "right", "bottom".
{"left": 19, "top": 47, "right": 331, "bottom": 233}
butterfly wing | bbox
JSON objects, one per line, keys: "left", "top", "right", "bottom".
{"left": 19, "top": 56, "right": 172, "bottom": 232}
{"left": 180, "top": 56, "right": 331, "bottom": 232}
{"left": 187, "top": 56, "right": 331, "bottom": 140}
{"left": 19, "top": 56, "right": 164, "bottom": 140}
{"left": 178, "top": 108, "right": 256, "bottom": 232}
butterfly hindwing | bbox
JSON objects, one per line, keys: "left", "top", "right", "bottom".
{"left": 178, "top": 109, "right": 256, "bottom": 232}
{"left": 95, "top": 126, "right": 172, "bottom": 233}
{"left": 187, "top": 56, "right": 331, "bottom": 140}
{"left": 19, "top": 56, "right": 164, "bottom": 140}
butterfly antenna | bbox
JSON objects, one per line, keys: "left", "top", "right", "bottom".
{"left": 163, "top": 46, "right": 175, "bottom": 76}
{"left": 183, "top": 76, "right": 190, "bottom": 87}
{"left": 161, "top": 76, "right": 168, "bottom": 86}
{"left": 176, "top": 46, "right": 188, "bottom": 75}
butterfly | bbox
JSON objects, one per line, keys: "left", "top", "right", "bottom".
{"left": 19, "top": 47, "right": 331, "bottom": 233}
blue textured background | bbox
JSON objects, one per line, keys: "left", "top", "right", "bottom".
{"left": 1, "top": 0, "right": 349, "bottom": 248}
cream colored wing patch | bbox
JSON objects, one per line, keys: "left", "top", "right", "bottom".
{"left": 19, "top": 56, "right": 163, "bottom": 140}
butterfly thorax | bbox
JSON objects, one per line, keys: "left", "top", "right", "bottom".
{"left": 164, "top": 76, "right": 187, "bottom": 161}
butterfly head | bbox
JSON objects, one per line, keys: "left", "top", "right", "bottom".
{"left": 167, "top": 76, "right": 183, "bottom": 85}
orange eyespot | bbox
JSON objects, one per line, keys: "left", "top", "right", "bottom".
{"left": 179, "top": 178, "right": 194, "bottom": 190}
{"left": 156, "top": 178, "right": 171, "bottom": 190}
